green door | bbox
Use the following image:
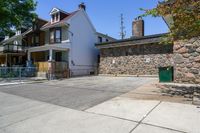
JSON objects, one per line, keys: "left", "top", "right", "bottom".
{"left": 159, "top": 67, "right": 173, "bottom": 82}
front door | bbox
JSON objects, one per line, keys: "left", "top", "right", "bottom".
{"left": 55, "top": 52, "right": 62, "bottom": 62}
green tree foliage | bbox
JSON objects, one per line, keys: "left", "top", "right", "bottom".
{"left": 141, "top": 0, "right": 200, "bottom": 42}
{"left": 0, "top": 0, "right": 37, "bottom": 36}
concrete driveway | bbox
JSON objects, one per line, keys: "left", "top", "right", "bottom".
{"left": 0, "top": 76, "right": 154, "bottom": 110}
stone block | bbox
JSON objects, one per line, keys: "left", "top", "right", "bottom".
{"left": 194, "top": 56, "right": 200, "bottom": 62}
{"left": 185, "top": 73, "right": 195, "bottom": 79}
{"left": 177, "top": 47, "right": 188, "bottom": 54}
{"left": 174, "top": 54, "right": 184, "bottom": 64}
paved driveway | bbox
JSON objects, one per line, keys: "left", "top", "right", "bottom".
{"left": 0, "top": 76, "right": 155, "bottom": 110}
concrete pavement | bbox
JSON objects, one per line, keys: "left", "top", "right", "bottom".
{"left": 0, "top": 76, "right": 200, "bottom": 133}
{"left": 87, "top": 97, "right": 200, "bottom": 133}
{"left": 1, "top": 90, "right": 200, "bottom": 133}
{"left": 0, "top": 92, "right": 136, "bottom": 133}
{"left": 0, "top": 76, "right": 155, "bottom": 110}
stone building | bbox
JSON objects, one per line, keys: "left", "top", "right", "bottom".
{"left": 96, "top": 17, "right": 173, "bottom": 76}
{"left": 96, "top": 17, "right": 200, "bottom": 84}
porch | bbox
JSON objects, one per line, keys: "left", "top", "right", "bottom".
{"left": 0, "top": 53, "right": 26, "bottom": 67}
{"left": 0, "top": 44, "right": 26, "bottom": 67}
{"left": 27, "top": 45, "right": 70, "bottom": 79}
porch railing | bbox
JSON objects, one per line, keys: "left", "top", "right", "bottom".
{"left": 2, "top": 44, "right": 25, "bottom": 53}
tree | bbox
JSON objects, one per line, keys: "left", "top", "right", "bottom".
{"left": 140, "top": 0, "right": 200, "bottom": 42}
{"left": 0, "top": 0, "right": 37, "bottom": 36}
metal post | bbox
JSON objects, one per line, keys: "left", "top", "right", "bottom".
{"left": 5, "top": 54, "right": 7, "bottom": 67}
{"left": 19, "top": 67, "right": 22, "bottom": 82}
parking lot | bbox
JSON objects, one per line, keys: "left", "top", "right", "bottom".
{"left": 0, "top": 76, "right": 155, "bottom": 110}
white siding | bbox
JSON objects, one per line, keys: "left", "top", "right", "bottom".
{"left": 67, "top": 10, "right": 98, "bottom": 75}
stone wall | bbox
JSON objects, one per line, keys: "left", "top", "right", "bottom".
{"left": 99, "top": 44, "right": 174, "bottom": 75}
{"left": 174, "top": 36, "right": 200, "bottom": 84}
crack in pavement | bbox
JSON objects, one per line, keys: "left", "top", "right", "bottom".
{"left": 129, "top": 101, "right": 162, "bottom": 133}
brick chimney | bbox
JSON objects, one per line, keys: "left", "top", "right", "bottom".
{"left": 132, "top": 16, "right": 144, "bottom": 37}
{"left": 79, "top": 2, "right": 86, "bottom": 11}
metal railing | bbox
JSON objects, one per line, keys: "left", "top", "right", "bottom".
{"left": 0, "top": 67, "right": 37, "bottom": 83}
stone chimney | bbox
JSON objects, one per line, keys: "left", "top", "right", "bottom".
{"left": 132, "top": 16, "right": 144, "bottom": 37}
{"left": 79, "top": 2, "right": 86, "bottom": 11}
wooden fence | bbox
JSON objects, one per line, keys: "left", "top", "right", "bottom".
{"left": 34, "top": 61, "right": 69, "bottom": 78}
{"left": 34, "top": 62, "right": 49, "bottom": 72}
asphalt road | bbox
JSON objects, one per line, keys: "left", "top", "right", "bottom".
{"left": 0, "top": 76, "right": 155, "bottom": 110}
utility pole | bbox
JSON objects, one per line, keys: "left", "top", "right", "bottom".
{"left": 120, "top": 14, "right": 126, "bottom": 39}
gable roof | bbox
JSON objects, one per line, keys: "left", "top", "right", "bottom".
{"left": 41, "top": 10, "right": 79, "bottom": 30}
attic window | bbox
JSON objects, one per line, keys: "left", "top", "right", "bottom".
{"left": 51, "top": 13, "right": 60, "bottom": 23}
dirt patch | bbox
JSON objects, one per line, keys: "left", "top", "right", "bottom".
{"left": 121, "top": 81, "right": 194, "bottom": 105}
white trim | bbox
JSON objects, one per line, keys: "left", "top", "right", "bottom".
{"left": 28, "top": 44, "right": 70, "bottom": 53}
{"left": 50, "top": 8, "right": 60, "bottom": 15}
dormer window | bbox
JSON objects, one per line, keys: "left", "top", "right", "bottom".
{"left": 51, "top": 13, "right": 60, "bottom": 23}
{"left": 56, "top": 13, "right": 59, "bottom": 21}
{"left": 50, "top": 8, "right": 62, "bottom": 23}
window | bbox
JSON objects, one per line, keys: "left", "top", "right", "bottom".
{"left": 56, "top": 13, "right": 59, "bottom": 21}
{"left": 50, "top": 30, "right": 54, "bottom": 43}
{"left": 31, "top": 37, "right": 34, "bottom": 44}
{"left": 51, "top": 13, "right": 59, "bottom": 23}
{"left": 31, "top": 34, "right": 40, "bottom": 46}
{"left": 98, "top": 36, "right": 102, "bottom": 43}
{"left": 33, "top": 24, "right": 37, "bottom": 30}
{"left": 35, "top": 36, "right": 39, "bottom": 44}
{"left": 52, "top": 14, "right": 55, "bottom": 23}
{"left": 49, "top": 28, "right": 62, "bottom": 44}
{"left": 106, "top": 39, "right": 109, "bottom": 42}
{"left": 55, "top": 29, "right": 61, "bottom": 43}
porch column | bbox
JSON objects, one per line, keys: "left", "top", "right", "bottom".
{"left": 28, "top": 51, "right": 31, "bottom": 61}
{"left": 48, "top": 49, "right": 55, "bottom": 80}
{"left": 49, "top": 49, "right": 53, "bottom": 61}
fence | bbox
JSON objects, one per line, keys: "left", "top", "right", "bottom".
{"left": 0, "top": 67, "right": 38, "bottom": 83}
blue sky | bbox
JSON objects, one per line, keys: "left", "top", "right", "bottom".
{"left": 35, "top": 0, "right": 169, "bottom": 39}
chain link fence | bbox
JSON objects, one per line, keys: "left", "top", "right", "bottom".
{"left": 0, "top": 67, "right": 38, "bottom": 84}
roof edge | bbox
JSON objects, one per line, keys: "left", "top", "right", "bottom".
{"left": 96, "top": 33, "right": 169, "bottom": 46}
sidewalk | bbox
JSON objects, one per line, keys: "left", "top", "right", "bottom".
{"left": 86, "top": 81, "right": 200, "bottom": 133}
